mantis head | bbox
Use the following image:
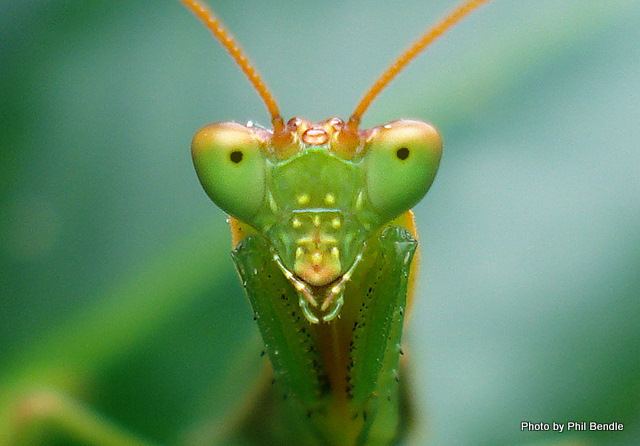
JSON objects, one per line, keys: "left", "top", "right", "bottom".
{"left": 192, "top": 117, "right": 441, "bottom": 291}
{"left": 183, "top": 0, "right": 488, "bottom": 321}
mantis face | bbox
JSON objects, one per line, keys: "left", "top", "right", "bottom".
{"left": 192, "top": 117, "right": 441, "bottom": 322}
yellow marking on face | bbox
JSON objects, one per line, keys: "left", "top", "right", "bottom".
{"left": 321, "top": 235, "right": 337, "bottom": 244}
{"left": 331, "top": 247, "right": 340, "bottom": 258}
{"left": 297, "top": 193, "right": 310, "bottom": 205}
{"left": 296, "top": 247, "right": 304, "bottom": 258}
{"left": 311, "top": 252, "right": 323, "bottom": 265}
{"left": 297, "top": 236, "right": 314, "bottom": 245}
{"left": 324, "top": 193, "right": 336, "bottom": 205}
{"left": 331, "top": 217, "right": 341, "bottom": 229}
{"left": 313, "top": 215, "right": 321, "bottom": 227}
{"left": 292, "top": 218, "right": 302, "bottom": 228}
{"left": 297, "top": 234, "right": 338, "bottom": 249}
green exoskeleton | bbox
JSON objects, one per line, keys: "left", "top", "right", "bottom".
{"left": 183, "top": 0, "right": 489, "bottom": 444}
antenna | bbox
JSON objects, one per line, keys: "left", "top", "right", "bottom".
{"left": 182, "top": 0, "right": 284, "bottom": 133}
{"left": 348, "top": 0, "right": 491, "bottom": 130}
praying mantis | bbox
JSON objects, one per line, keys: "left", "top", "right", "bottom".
{"left": 2, "top": 1, "right": 489, "bottom": 444}
{"left": 182, "top": 0, "right": 486, "bottom": 444}
{"left": 2, "top": 0, "right": 636, "bottom": 444}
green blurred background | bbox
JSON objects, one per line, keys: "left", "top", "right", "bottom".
{"left": 1, "top": 0, "right": 639, "bottom": 445}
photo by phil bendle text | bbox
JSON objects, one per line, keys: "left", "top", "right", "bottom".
{"left": 521, "top": 421, "right": 625, "bottom": 432}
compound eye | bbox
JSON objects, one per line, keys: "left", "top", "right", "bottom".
{"left": 191, "top": 122, "right": 266, "bottom": 222}
{"left": 365, "top": 120, "right": 442, "bottom": 221}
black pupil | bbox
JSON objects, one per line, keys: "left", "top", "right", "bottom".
{"left": 396, "top": 147, "right": 410, "bottom": 160}
{"left": 230, "top": 150, "right": 243, "bottom": 163}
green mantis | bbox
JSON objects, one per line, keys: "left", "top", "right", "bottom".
{"left": 183, "top": 0, "right": 488, "bottom": 444}
{"left": 192, "top": 118, "right": 440, "bottom": 325}
{"left": 2, "top": 1, "right": 493, "bottom": 445}
{"left": 3, "top": 2, "right": 639, "bottom": 445}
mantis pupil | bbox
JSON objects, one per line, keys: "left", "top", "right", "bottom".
{"left": 396, "top": 147, "right": 410, "bottom": 160}
{"left": 230, "top": 150, "right": 243, "bottom": 163}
